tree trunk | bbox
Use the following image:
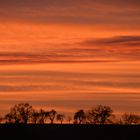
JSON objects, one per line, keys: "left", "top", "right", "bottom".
{"left": 51, "top": 119, "right": 53, "bottom": 124}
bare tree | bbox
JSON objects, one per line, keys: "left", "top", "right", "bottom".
{"left": 57, "top": 114, "right": 65, "bottom": 124}
{"left": 5, "top": 114, "right": 13, "bottom": 124}
{"left": 4, "top": 103, "right": 33, "bottom": 124}
{"left": 48, "top": 109, "right": 57, "bottom": 124}
{"left": 87, "top": 105, "right": 114, "bottom": 124}
{"left": 74, "top": 109, "right": 86, "bottom": 124}
{"left": 30, "top": 110, "right": 40, "bottom": 124}
{"left": 38, "top": 109, "right": 49, "bottom": 124}
{"left": 122, "top": 113, "right": 140, "bottom": 125}
{"left": 3, "top": 102, "right": 140, "bottom": 126}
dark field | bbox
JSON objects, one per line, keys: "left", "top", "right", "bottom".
{"left": 0, "top": 124, "right": 140, "bottom": 140}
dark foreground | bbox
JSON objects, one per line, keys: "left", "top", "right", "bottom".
{"left": 0, "top": 124, "right": 140, "bottom": 140}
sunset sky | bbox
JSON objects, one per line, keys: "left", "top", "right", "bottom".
{"left": 0, "top": 0, "right": 140, "bottom": 117}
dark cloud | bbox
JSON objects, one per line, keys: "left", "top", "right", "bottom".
{"left": 82, "top": 36, "right": 140, "bottom": 46}
{"left": 77, "top": 36, "right": 140, "bottom": 60}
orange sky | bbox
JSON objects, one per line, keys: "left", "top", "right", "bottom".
{"left": 0, "top": 0, "right": 140, "bottom": 117}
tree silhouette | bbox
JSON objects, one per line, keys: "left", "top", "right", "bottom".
{"left": 30, "top": 109, "right": 49, "bottom": 124}
{"left": 74, "top": 109, "right": 86, "bottom": 124}
{"left": 2, "top": 102, "right": 140, "bottom": 125}
{"left": 48, "top": 109, "right": 57, "bottom": 124}
{"left": 67, "top": 116, "right": 72, "bottom": 124}
{"left": 4, "top": 103, "right": 33, "bottom": 124}
{"left": 0, "top": 117, "right": 3, "bottom": 123}
{"left": 122, "top": 113, "right": 140, "bottom": 125}
{"left": 87, "top": 105, "right": 114, "bottom": 124}
{"left": 38, "top": 109, "right": 49, "bottom": 124}
{"left": 57, "top": 114, "right": 65, "bottom": 124}
{"left": 30, "top": 110, "right": 40, "bottom": 124}
{"left": 5, "top": 114, "right": 13, "bottom": 123}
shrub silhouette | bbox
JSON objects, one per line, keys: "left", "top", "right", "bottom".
{"left": 67, "top": 116, "right": 72, "bottom": 124}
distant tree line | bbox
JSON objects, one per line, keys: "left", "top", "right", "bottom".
{"left": 0, "top": 103, "right": 139, "bottom": 125}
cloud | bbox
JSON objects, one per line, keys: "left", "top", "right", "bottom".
{"left": 0, "top": 49, "right": 119, "bottom": 65}
{"left": 77, "top": 36, "right": 140, "bottom": 60}
{"left": 0, "top": 36, "right": 140, "bottom": 65}
{"left": 0, "top": 68, "right": 140, "bottom": 92}
{"left": 0, "top": 0, "right": 140, "bottom": 8}
{"left": 81, "top": 36, "right": 140, "bottom": 46}
{"left": 0, "top": 0, "right": 139, "bottom": 26}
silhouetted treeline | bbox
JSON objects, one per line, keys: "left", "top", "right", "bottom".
{"left": 0, "top": 103, "right": 139, "bottom": 125}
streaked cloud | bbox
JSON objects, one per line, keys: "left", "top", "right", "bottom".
{"left": 0, "top": 0, "right": 139, "bottom": 27}
{"left": 0, "top": 36, "right": 139, "bottom": 65}
{"left": 0, "top": 68, "right": 140, "bottom": 92}
{"left": 0, "top": 63, "right": 140, "bottom": 115}
{"left": 0, "top": 0, "right": 140, "bottom": 116}
{"left": 81, "top": 36, "right": 140, "bottom": 46}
